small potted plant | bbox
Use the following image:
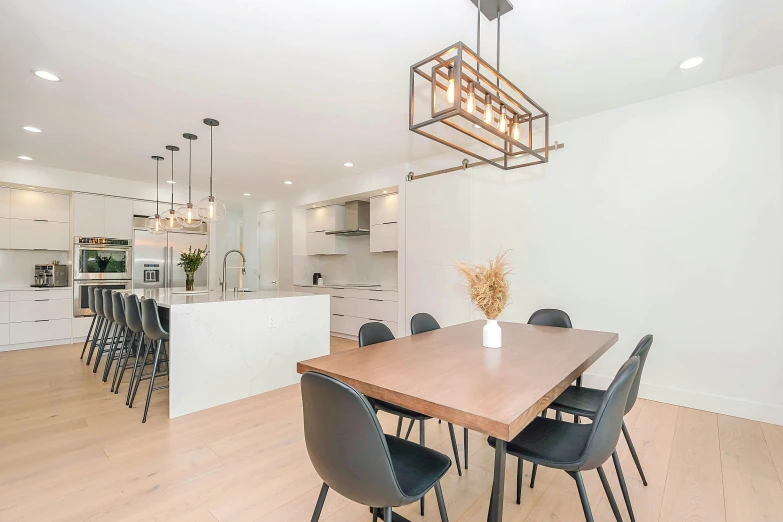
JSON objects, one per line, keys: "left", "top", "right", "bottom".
{"left": 178, "top": 245, "right": 208, "bottom": 292}
{"left": 455, "top": 252, "right": 511, "bottom": 348}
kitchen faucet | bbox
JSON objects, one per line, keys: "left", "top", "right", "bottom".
{"left": 220, "top": 249, "right": 246, "bottom": 294}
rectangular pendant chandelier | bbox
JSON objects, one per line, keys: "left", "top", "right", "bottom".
{"left": 409, "top": 40, "right": 550, "bottom": 170}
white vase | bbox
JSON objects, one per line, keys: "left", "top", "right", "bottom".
{"left": 483, "top": 319, "right": 502, "bottom": 348}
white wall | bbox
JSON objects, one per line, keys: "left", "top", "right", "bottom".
{"left": 405, "top": 65, "right": 783, "bottom": 424}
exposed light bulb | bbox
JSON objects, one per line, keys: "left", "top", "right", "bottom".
{"left": 446, "top": 67, "right": 455, "bottom": 104}
{"left": 466, "top": 82, "right": 475, "bottom": 114}
{"left": 155, "top": 218, "right": 161, "bottom": 232}
{"left": 170, "top": 214, "right": 175, "bottom": 227}
{"left": 512, "top": 116, "right": 520, "bottom": 141}
{"left": 187, "top": 207, "right": 192, "bottom": 224}
{"left": 484, "top": 94, "right": 493, "bottom": 124}
{"left": 209, "top": 202, "right": 215, "bottom": 218}
{"left": 498, "top": 105, "right": 508, "bottom": 133}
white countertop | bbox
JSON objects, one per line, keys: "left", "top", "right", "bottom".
{"left": 131, "top": 287, "right": 315, "bottom": 308}
{"left": 0, "top": 285, "right": 72, "bottom": 291}
{"left": 294, "top": 283, "right": 398, "bottom": 291}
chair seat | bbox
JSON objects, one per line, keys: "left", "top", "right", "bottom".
{"left": 550, "top": 386, "right": 605, "bottom": 418}
{"left": 488, "top": 417, "right": 592, "bottom": 471}
{"left": 386, "top": 435, "right": 450, "bottom": 500}
{"left": 375, "top": 399, "right": 431, "bottom": 421}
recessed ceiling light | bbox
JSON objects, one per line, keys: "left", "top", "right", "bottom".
{"left": 679, "top": 57, "right": 704, "bottom": 70}
{"left": 23, "top": 126, "right": 41, "bottom": 133}
{"left": 243, "top": 193, "right": 251, "bottom": 196}
{"left": 474, "top": 124, "right": 481, "bottom": 128}
{"left": 344, "top": 162, "right": 353, "bottom": 167}
{"left": 32, "top": 70, "right": 61, "bottom": 82}
{"left": 17, "top": 156, "right": 32, "bottom": 161}
{"left": 383, "top": 190, "right": 388, "bottom": 194}
{"left": 165, "top": 180, "right": 176, "bottom": 184}
{"left": 284, "top": 181, "right": 293, "bottom": 185}
{"left": 28, "top": 186, "right": 35, "bottom": 189}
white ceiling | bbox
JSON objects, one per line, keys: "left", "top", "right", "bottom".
{"left": 1, "top": 0, "right": 782, "bottom": 201}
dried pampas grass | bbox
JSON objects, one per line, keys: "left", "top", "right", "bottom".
{"left": 455, "top": 252, "right": 512, "bottom": 320}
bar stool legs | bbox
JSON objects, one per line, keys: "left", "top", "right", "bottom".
{"left": 85, "top": 316, "right": 104, "bottom": 365}
{"left": 80, "top": 314, "right": 97, "bottom": 359}
{"left": 125, "top": 333, "right": 146, "bottom": 404}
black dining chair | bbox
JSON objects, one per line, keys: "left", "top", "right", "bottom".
{"left": 129, "top": 298, "right": 170, "bottom": 423}
{"left": 359, "top": 321, "right": 463, "bottom": 516}
{"left": 410, "top": 313, "right": 470, "bottom": 471}
{"left": 301, "top": 371, "right": 452, "bottom": 522}
{"left": 487, "top": 357, "right": 641, "bottom": 522}
{"left": 80, "top": 286, "right": 100, "bottom": 360}
{"left": 546, "top": 335, "right": 654, "bottom": 522}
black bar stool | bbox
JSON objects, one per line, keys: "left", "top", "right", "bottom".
{"left": 130, "top": 298, "right": 169, "bottom": 423}
{"left": 80, "top": 286, "right": 99, "bottom": 360}
{"left": 91, "top": 289, "right": 117, "bottom": 372}
{"left": 107, "top": 291, "right": 133, "bottom": 390}
{"left": 84, "top": 287, "right": 106, "bottom": 365}
{"left": 101, "top": 291, "right": 129, "bottom": 383}
{"left": 117, "top": 294, "right": 145, "bottom": 402}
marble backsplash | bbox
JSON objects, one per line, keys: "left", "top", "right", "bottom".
{"left": 293, "top": 235, "right": 397, "bottom": 287}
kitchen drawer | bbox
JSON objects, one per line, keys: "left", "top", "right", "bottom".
{"left": 0, "top": 302, "right": 9, "bottom": 324}
{"left": 10, "top": 318, "right": 71, "bottom": 344}
{"left": 381, "top": 320, "right": 398, "bottom": 335}
{"left": 330, "top": 295, "right": 354, "bottom": 316}
{"left": 0, "top": 324, "right": 8, "bottom": 346}
{"left": 330, "top": 314, "right": 366, "bottom": 337}
{"left": 364, "top": 298, "right": 397, "bottom": 322}
{"left": 0, "top": 291, "right": 8, "bottom": 302}
{"left": 11, "top": 299, "right": 72, "bottom": 323}
{"left": 330, "top": 287, "right": 397, "bottom": 301}
{"left": 307, "top": 286, "right": 332, "bottom": 295}
{"left": 0, "top": 217, "right": 8, "bottom": 249}
{"left": 72, "top": 316, "right": 95, "bottom": 338}
{"left": 10, "top": 288, "right": 71, "bottom": 302}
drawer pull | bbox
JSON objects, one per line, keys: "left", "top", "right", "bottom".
{"left": 369, "top": 298, "right": 383, "bottom": 302}
{"left": 35, "top": 319, "right": 50, "bottom": 322}
{"left": 369, "top": 318, "right": 383, "bottom": 321}
{"left": 382, "top": 221, "right": 397, "bottom": 225}
{"left": 35, "top": 299, "right": 50, "bottom": 302}
{"left": 332, "top": 296, "right": 345, "bottom": 299}
{"left": 33, "top": 219, "right": 49, "bottom": 222}
{"left": 333, "top": 314, "right": 344, "bottom": 317}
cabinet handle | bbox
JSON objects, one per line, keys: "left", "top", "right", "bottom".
{"left": 35, "top": 319, "right": 50, "bottom": 322}
{"left": 369, "top": 298, "right": 383, "bottom": 302}
{"left": 332, "top": 296, "right": 344, "bottom": 299}
{"left": 369, "top": 318, "right": 383, "bottom": 322}
{"left": 333, "top": 314, "right": 344, "bottom": 317}
{"left": 33, "top": 219, "right": 49, "bottom": 222}
{"left": 382, "top": 221, "right": 397, "bottom": 225}
{"left": 35, "top": 299, "right": 50, "bottom": 302}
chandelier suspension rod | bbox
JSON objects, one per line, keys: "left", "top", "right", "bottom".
{"left": 496, "top": 5, "right": 500, "bottom": 86}
{"left": 476, "top": 0, "right": 481, "bottom": 79}
{"left": 406, "top": 142, "right": 565, "bottom": 182}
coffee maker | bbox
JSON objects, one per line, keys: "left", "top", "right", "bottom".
{"left": 33, "top": 264, "right": 69, "bottom": 287}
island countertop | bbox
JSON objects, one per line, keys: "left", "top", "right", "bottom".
{"left": 130, "top": 287, "right": 311, "bottom": 308}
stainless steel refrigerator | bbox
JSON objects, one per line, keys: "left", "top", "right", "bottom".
{"left": 133, "top": 227, "right": 209, "bottom": 290}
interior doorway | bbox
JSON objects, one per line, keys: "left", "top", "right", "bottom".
{"left": 258, "top": 210, "right": 279, "bottom": 291}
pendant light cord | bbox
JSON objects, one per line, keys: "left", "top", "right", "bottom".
{"left": 155, "top": 160, "right": 160, "bottom": 215}
{"left": 209, "top": 125, "right": 213, "bottom": 197}
{"left": 170, "top": 149, "right": 175, "bottom": 210}
{"left": 496, "top": 5, "right": 501, "bottom": 86}
{"left": 188, "top": 138, "right": 193, "bottom": 204}
{"left": 476, "top": 0, "right": 481, "bottom": 80}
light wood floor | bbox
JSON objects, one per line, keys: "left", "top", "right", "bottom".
{"left": 2, "top": 338, "right": 783, "bottom": 522}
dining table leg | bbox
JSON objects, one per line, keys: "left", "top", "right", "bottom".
{"left": 487, "top": 439, "right": 507, "bottom": 522}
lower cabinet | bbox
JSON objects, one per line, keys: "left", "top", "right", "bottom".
{"left": 2, "top": 289, "right": 73, "bottom": 348}
{"left": 10, "top": 319, "right": 71, "bottom": 344}
{"left": 296, "top": 286, "right": 398, "bottom": 337}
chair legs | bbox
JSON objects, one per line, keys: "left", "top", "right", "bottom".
{"left": 434, "top": 481, "right": 449, "bottom": 522}
{"left": 110, "top": 331, "right": 135, "bottom": 392}
{"left": 597, "top": 466, "right": 623, "bottom": 522}
{"left": 129, "top": 339, "right": 152, "bottom": 408}
{"left": 516, "top": 457, "right": 523, "bottom": 504}
{"left": 612, "top": 450, "right": 636, "bottom": 522}
{"left": 85, "top": 317, "right": 104, "bottom": 365}
{"left": 310, "top": 482, "right": 329, "bottom": 522}
{"left": 622, "top": 422, "right": 648, "bottom": 486}
{"left": 125, "top": 333, "right": 146, "bottom": 405}
{"left": 404, "top": 418, "right": 415, "bottom": 440}
{"left": 80, "top": 315, "right": 97, "bottom": 359}
{"left": 142, "top": 339, "right": 166, "bottom": 423}
{"left": 447, "top": 423, "right": 462, "bottom": 476}
{"left": 568, "top": 471, "right": 595, "bottom": 522}
{"left": 530, "top": 463, "right": 538, "bottom": 488}
{"left": 396, "top": 416, "right": 403, "bottom": 437}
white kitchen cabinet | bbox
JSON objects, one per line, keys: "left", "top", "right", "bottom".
{"left": 10, "top": 288, "right": 71, "bottom": 301}
{"left": 104, "top": 196, "right": 134, "bottom": 239}
{"left": 0, "top": 187, "right": 10, "bottom": 218}
{"left": 72, "top": 193, "right": 105, "bottom": 237}
{"left": 9, "top": 219, "right": 69, "bottom": 251}
{"left": 9, "top": 319, "right": 71, "bottom": 344}
{"left": 0, "top": 218, "right": 9, "bottom": 249}
{"left": 10, "top": 189, "right": 69, "bottom": 223}
{"left": 306, "top": 205, "right": 345, "bottom": 233}
{"left": 306, "top": 231, "right": 347, "bottom": 255}
{"left": 72, "top": 316, "right": 95, "bottom": 339}
{"left": 10, "top": 299, "right": 72, "bottom": 323}
{"left": 370, "top": 223, "right": 397, "bottom": 253}
{"left": 370, "top": 193, "right": 398, "bottom": 226}
{"left": 0, "top": 302, "right": 9, "bottom": 323}
{"left": 0, "top": 325, "right": 8, "bottom": 346}
{"left": 296, "top": 285, "right": 398, "bottom": 337}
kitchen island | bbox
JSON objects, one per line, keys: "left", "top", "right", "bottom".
{"left": 132, "top": 288, "right": 330, "bottom": 418}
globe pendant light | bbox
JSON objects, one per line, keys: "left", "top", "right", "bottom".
{"left": 175, "top": 133, "right": 203, "bottom": 228}
{"left": 145, "top": 155, "right": 166, "bottom": 234}
{"left": 162, "top": 145, "right": 183, "bottom": 232}
{"left": 197, "top": 118, "right": 226, "bottom": 222}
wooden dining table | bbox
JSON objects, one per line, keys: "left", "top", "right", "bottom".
{"left": 297, "top": 320, "right": 618, "bottom": 522}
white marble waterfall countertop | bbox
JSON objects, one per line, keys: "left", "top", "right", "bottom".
{"left": 131, "top": 287, "right": 310, "bottom": 308}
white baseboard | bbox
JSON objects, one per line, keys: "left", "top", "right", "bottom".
{"left": 0, "top": 338, "right": 73, "bottom": 353}
{"left": 583, "top": 373, "right": 783, "bottom": 426}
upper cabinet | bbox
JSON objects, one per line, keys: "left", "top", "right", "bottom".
{"left": 72, "top": 193, "right": 133, "bottom": 239}
{"left": 370, "top": 193, "right": 399, "bottom": 253}
{"left": 0, "top": 188, "right": 10, "bottom": 218}
{"left": 10, "top": 189, "right": 69, "bottom": 222}
{"left": 370, "top": 193, "right": 398, "bottom": 225}
{"left": 306, "top": 205, "right": 345, "bottom": 232}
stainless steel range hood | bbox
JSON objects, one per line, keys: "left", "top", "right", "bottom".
{"left": 325, "top": 200, "right": 370, "bottom": 236}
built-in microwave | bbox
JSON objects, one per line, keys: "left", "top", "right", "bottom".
{"left": 73, "top": 237, "right": 132, "bottom": 281}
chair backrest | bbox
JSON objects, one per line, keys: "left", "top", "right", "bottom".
{"left": 527, "top": 309, "right": 572, "bottom": 328}
{"left": 301, "top": 371, "right": 406, "bottom": 507}
{"left": 94, "top": 288, "right": 104, "bottom": 318}
{"left": 140, "top": 298, "right": 168, "bottom": 341}
{"left": 102, "top": 289, "right": 114, "bottom": 322}
{"left": 579, "top": 357, "right": 640, "bottom": 470}
{"left": 112, "top": 291, "right": 127, "bottom": 327}
{"left": 87, "top": 286, "right": 97, "bottom": 314}
{"left": 358, "top": 322, "right": 395, "bottom": 347}
{"left": 124, "top": 294, "right": 143, "bottom": 334}
{"left": 410, "top": 313, "right": 441, "bottom": 335}
{"left": 625, "top": 334, "right": 653, "bottom": 414}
